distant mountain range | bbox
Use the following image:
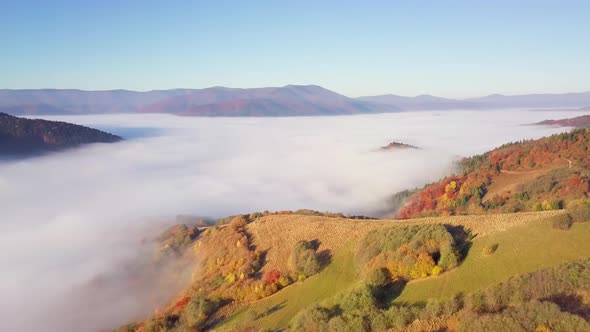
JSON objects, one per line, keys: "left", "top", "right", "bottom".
{"left": 1, "top": 85, "right": 589, "bottom": 116}
{"left": 359, "top": 91, "right": 590, "bottom": 110}
{"left": 0, "top": 85, "right": 397, "bottom": 116}
{"left": 0, "top": 112, "right": 121, "bottom": 156}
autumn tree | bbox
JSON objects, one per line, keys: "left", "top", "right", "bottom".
{"left": 289, "top": 240, "right": 322, "bottom": 278}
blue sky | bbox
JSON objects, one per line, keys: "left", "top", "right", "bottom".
{"left": 1, "top": 1, "right": 589, "bottom": 97}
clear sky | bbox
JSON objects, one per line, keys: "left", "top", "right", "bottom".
{"left": 1, "top": 0, "right": 589, "bottom": 97}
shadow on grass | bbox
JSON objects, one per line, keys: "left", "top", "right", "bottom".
{"left": 265, "top": 300, "right": 288, "bottom": 316}
{"left": 310, "top": 239, "right": 333, "bottom": 270}
{"left": 546, "top": 293, "right": 590, "bottom": 321}
{"left": 317, "top": 249, "right": 333, "bottom": 269}
{"left": 377, "top": 278, "right": 408, "bottom": 307}
{"left": 443, "top": 224, "right": 473, "bottom": 264}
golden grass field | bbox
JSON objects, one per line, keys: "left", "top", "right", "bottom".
{"left": 248, "top": 210, "right": 566, "bottom": 273}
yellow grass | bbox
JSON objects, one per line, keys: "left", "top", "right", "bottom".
{"left": 396, "top": 219, "right": 590, "bottom": 303}
{"left": 248, "top": 210, "right": 566, "bottom": 272}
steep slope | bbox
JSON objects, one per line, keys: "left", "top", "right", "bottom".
{"left": 0, "top": 112, "right": 122, "bottom": 155}
{"left": 397, "top": 129, "right": 590, "bottom": 218}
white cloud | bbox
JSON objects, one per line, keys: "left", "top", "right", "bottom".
{"left": 0, "top": 110, "right": 584, "bottom": 331}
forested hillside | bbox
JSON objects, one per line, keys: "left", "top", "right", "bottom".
{"left": 0, "top": 112, "right": 121, "bottom": 155}
{"left": 397, "top": 129, "right": 590, "bottom": 218}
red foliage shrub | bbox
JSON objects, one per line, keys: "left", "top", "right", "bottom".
{"left": 262, "top": 269, "right": 282, "bottom": 284}
{"left": 173, "top": 296, "right": 190, "bottom": 312}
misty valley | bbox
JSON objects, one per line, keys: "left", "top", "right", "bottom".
{"left": 2, "top": 109, "right": 590, "bottom": 331}
{"left": 3, "top": 3, "right": 590, "bottom": 330}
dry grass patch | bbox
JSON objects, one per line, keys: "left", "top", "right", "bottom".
{"left": 247, "top": 210, "right": 565, "bottom": 272}
{"left": 482, "top": 159, "right": 571, "bottom": 204}
{"left": 398, "top": 210, "right": 567, "bottom": 237}
{"left": 248, "top": 215, "right": 391, "bottom": 272}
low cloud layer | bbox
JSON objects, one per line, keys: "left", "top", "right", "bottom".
{"left": 0, "top": 110, "right": 584, "bottom": 331}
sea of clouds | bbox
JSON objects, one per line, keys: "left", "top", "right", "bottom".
{"left": 0, "top": 109, "right": 585, "bottom": 331}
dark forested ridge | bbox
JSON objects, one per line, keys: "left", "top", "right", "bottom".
{"left": 0, "top": 112, "right": 122, "bottom": 156}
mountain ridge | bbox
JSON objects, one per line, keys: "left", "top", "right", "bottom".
{"left": 0, "top": 85, "right": 398, "bottom": 116}
{"left": 1, "top": 85, "right": 589, "bottom": 116}
{"left": 360, "top": 91, "right": 590, "bottom": 110}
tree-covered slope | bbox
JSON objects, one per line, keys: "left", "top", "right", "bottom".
{"left": 397, "top": 129, "right": 590, "bottom": 218}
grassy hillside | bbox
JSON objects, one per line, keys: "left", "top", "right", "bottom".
{"left": 115, "top": 209, "right": 590, "bottom": 332}
{"left": 117, "top": 211, "right": 590, "bottom": 331}
{"left": 396, "top": 217, "right": 590, "bottom": 303}
{"left": 215, "top": 244, "right": 358, "bottom": 330}
{"left": 215, "top": 211, "right": 589, "bottom": 331}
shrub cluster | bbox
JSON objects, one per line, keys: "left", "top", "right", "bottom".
{"left": 358, "top": 224, "right": 460, "bottom": 280}
{"left": 568, "top": 206, "right": 590, "bottom": 223}
{"left": 157, "top": 224, "right": 200, "bottom": 257}
{"left": 289, "top": 240, "right": 322, "bottom": 278}
{"left": 458, "top": 301, "right": 589, "bottom": 332}
{"left": 551, "top": 214, "right": 573, "bottom": 230}
{"left": 289, "top": 284, "right": 463, "bottom": 332}
{"left": 481, "top": 244, "right": 497, "bottom": 256}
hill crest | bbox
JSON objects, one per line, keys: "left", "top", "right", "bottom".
{"left": 2, "top": 87, "right": 590, "bottom": 116}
